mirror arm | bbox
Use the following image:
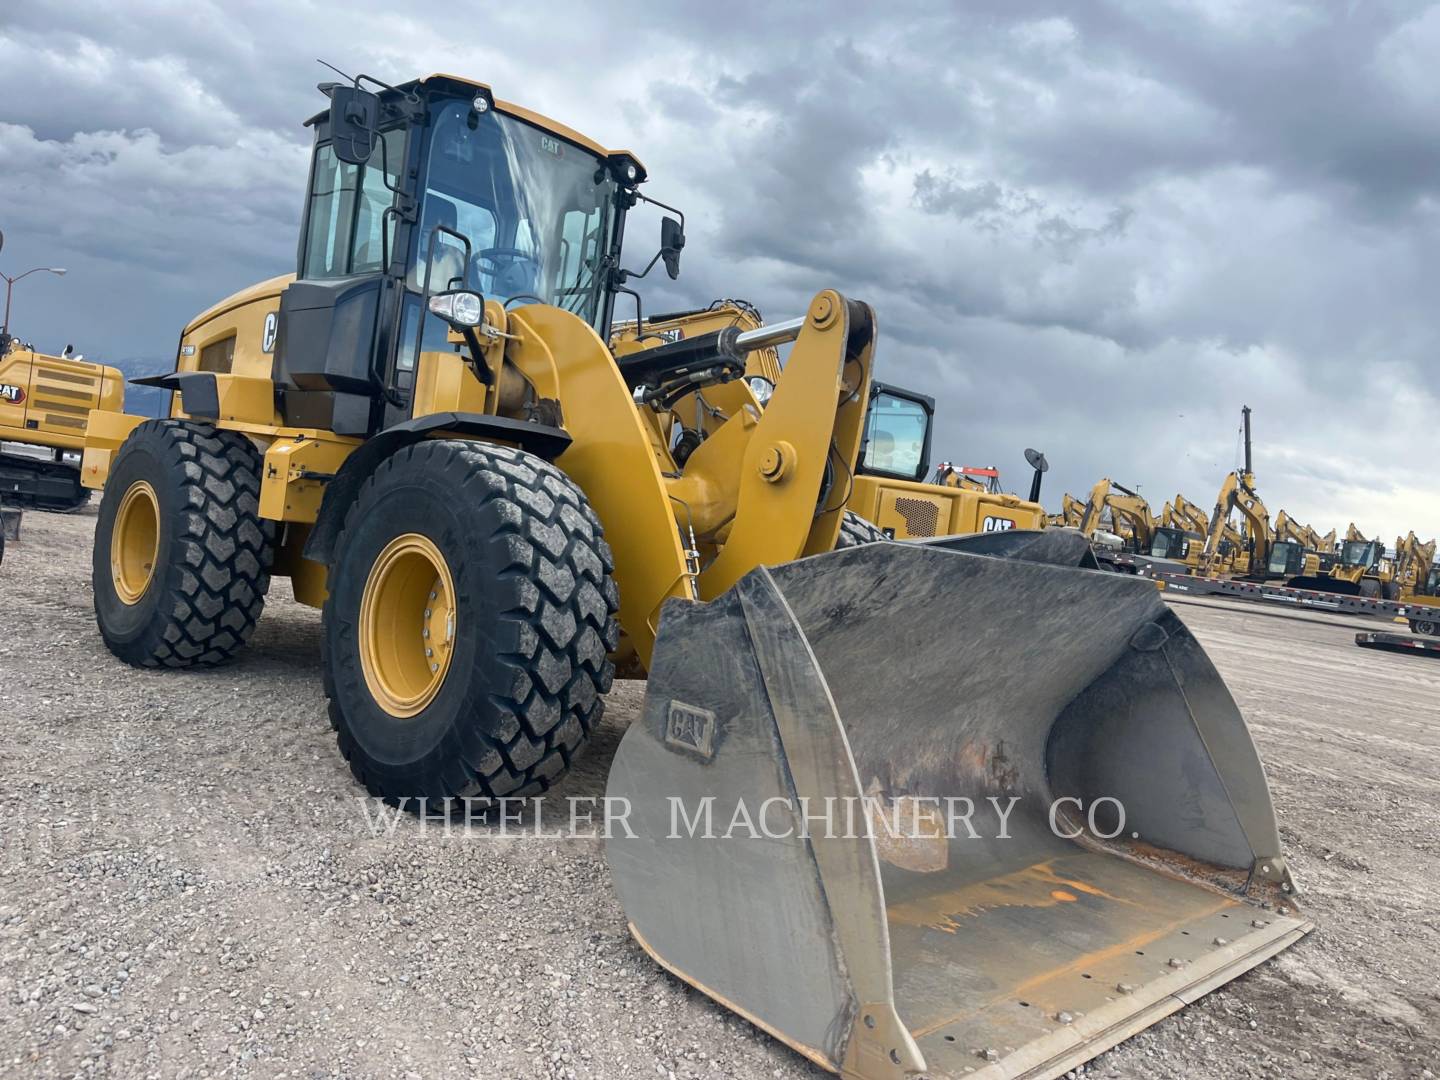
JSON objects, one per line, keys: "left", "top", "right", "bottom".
{"left": 458, "top": 325, "right": 495, "bottom": 386}
{"left": 616, "top": 249, "right": 664, "bottom": 285}
{"left": 631, "top": 190, "right": 686, "bottom": 230}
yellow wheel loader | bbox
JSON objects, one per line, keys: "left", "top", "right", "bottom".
{"left": 83, "top": 72, "right": 1308, "bottom": 1080}
{"left": 0, "top": 335, "right": 124, "bottom": 510}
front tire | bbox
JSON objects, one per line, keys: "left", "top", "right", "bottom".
{"left": 834, "top": 510, "right": 886, "bottom": 549}
{"left": 322, "top": 441, "right": 620, "bottom": 808}
{"left": 93, "top": 420, "right": 275, "bottom": 667}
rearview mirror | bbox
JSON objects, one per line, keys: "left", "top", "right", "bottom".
{"left": 660, "top": 216, "right": 685, "bottom": 280}
{"left": 327, "top": 84, "right": 381, "bottom": 165}
{"left": 1024, "top": 447, "right": 1048, "bottom": 504}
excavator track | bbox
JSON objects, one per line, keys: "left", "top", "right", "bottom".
{"left": 0, "top": 450, "right": 91, "bottom": 512}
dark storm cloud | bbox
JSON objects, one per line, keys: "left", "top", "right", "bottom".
{"left": 1, "top": 1, "right": 1437, "bottom": 536}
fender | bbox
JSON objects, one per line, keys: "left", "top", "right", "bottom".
{"left": 301, "top": 412, "right": 570, "bottom": 566}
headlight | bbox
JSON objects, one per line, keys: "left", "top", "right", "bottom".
{"left": 747, "top": 376, "right": 775, "bottom": 406}
{"left": 607, "top": 153, "right": 647, "bottom": 187}
{"left": 428, "top": 291, "right": 485, "bottom": 327}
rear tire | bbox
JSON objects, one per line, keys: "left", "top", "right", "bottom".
{"left": 322, "top": 441, "right": 620, "bottom": 809}
{"left": 834, "top": 510, "right": 886, "bottom": 549}
{"left": 93, "top": 420, "right": 275, "bottom": 667}
{"left": 1410, "top": 618, "right": 1438, "bottom": 637}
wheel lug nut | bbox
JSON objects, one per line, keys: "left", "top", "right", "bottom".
{"left": 425, "top": 648, "right": 433, "bottom": 658}
{"left": 424, "top": 608, "right": 432, "bottom": 618}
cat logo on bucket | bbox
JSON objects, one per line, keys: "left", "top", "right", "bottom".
{"left": 982, "top": 516, "right": 1016, "bottom": 532}
{"left": 0, "top": 383, "right": 25, "bottom": 405}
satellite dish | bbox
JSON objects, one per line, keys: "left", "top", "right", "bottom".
{"left": 1024, "top": 447, "right": 1049, "bottom": 473}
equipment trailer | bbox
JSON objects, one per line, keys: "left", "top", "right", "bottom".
{"left": 1138, "top": 562, "right": 1440, "bottom": 634}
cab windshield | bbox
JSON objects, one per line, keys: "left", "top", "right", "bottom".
{"left": 1340, "top": 540, "right": 1379, "bottom": 568}
{"left": 413, "top": 99, "right": 617, "bottom": 327}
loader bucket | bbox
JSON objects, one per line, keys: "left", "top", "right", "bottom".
{"left": 606, "top": 538, "right": 1311, "bottom": 1080}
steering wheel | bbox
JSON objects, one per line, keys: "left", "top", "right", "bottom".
{"left": 473, "top": 246, "right": 538, "bottom": 275}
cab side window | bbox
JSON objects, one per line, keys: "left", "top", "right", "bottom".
{"left": 302, "top": 129, "right": 404, "bottom": 279}
{"left": 862, "top": 392, "right": 929, "bottom": 480}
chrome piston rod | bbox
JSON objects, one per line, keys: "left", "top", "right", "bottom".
{"left": 733, "top": 316, "right": 804, "bottom": 353}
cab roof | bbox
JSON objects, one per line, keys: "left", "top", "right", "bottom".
{"left": 307, "top": 72, "right": 645, "bottom": 174}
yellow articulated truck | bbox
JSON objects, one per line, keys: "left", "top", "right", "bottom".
{"left": 0, "top": 336, "right": 125, "bottom": 510}
{"left": 81, "top": 72, "right": 1308, "bottom": 1080}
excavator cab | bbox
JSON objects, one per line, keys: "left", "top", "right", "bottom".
{"left": 1148, "top": 524, "right": 1195, "bottom": 561}
{"left": 1267, "top": 539, "right": 1308, "bottom": 577}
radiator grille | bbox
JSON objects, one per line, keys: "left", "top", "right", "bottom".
{"left": 894, "top": 496, "right": 941, "bottom": 537}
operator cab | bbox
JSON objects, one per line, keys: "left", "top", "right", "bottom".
{"left": 857, "top": 382, "right": 934, "bottom": 483}
{"left": 1266, "top": 539, "right": 1308, "bottom": 577}
{"left": 272, "top": 73, "right": 680, "bottom": 437}
{"left": 1149, "top": 526, "right": 1196, "bottom": 561}
{"left": 1338, "top": 538, "right": 1382, "bottom": 570}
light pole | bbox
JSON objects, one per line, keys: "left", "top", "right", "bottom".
{"left": 2, "top": 266, "right": 68, "bottom": 336}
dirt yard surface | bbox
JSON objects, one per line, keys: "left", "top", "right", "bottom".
{"left": 1, "top": 508, "right": 1436, "bottom": 1079}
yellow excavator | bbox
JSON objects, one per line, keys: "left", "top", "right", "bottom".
{"left": 1392, "top": 532, "right": 1436, "bottom": 596}
{"left": 1077, "top": 478, "right": 1199, "bottom": 566}
{"left": 1394, "top": 534, "right": 1440, "bottom": 634}
{"left": 80, "top": 72, "right": 1308, "bottom": 1080}
{"left": 1272, "top": 510, "right": 1327, "bottom": 578}
{"left": 1199, "top": 409, "right": 1274, "bottom": 577}
{"left": 1168, "top": 493, "right": 1243, "bottom": 574}
{"left": 1196, "top": 407, "right": 1330, "bottom": 585}
{"left": 1168, "top": 494, "right": 1211, "bottom": 538}
{"left": 614, "top": 300, "right": 1047, "bottom": 540}
{"left": 0, "top": 334, "right": 125, "bottom": 510}
{"left": 1048, "top": 491, "right": 1086, "bottom": 527}
{"left": 1274, "top": 511, "right": 1320, "bottom": 553}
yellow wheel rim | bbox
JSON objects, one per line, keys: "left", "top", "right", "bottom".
{"left": 359, "top": 533, "right": 457, "bottom": 718}
{"left": 111, "top": 480, "right": 160, "bottom": 605}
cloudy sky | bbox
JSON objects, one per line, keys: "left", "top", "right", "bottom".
{"left": 3, "top": 1, "right": 1437, "bottom": 540}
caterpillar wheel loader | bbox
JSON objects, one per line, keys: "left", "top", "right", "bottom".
{"left": 1285, "top": 523, "right": 1385, "bottom": 597}
{"left": 613, "top": 301, "right": 1047, "bottom": 541}
{"left": 83, "top": 73, "right": 1308, "bottom": 1080}
{"left": 0, "top": 334, "right": 125, "bottom": 510}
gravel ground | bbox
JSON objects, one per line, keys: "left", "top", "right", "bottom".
{"left": 1, "top": 507, "right": 1436, "bottom": 1079}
